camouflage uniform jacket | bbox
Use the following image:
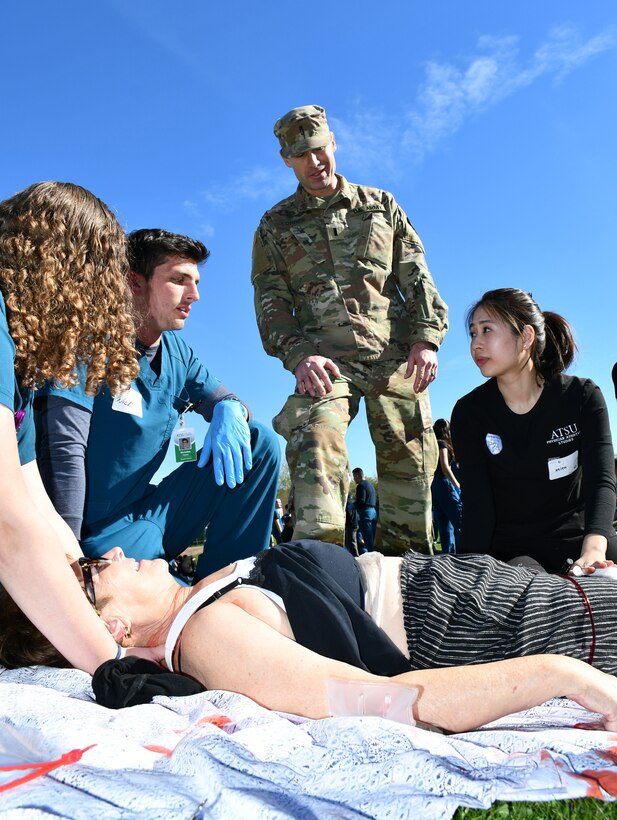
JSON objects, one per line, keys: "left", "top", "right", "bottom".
{"left": 252, "top": 175, "right": 448, "bottom": 374}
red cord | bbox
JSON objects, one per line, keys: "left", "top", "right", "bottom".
{"left": 0, "top": 745, "right": 96, "bottom": 793}
{"left": 561, "top": 575, "right": 597, "bottom": 665}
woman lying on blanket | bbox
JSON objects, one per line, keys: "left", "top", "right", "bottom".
{"left": 3, "top": 540, "right": 617, "bottom": 732}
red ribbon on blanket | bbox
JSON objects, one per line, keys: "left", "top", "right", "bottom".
{"left": 0, "top": 744, "right": 96, "bottom": 793}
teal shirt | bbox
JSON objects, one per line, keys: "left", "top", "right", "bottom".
{"left": 0, "top": 291, "right": 35, "bottom": 464}
{"left": 39, "top": 331, "right": 229, "bottom": 530}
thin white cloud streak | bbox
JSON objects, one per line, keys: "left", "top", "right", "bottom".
{"left": 193, "top": 24, "right": 615, "bottom": 210}
{"left": 329, "top": 110, "right": 400, "bottom": 181}
{"left": 198, "top": 166, "right": 293, "bottom": 212}
{"left": 402, "top": 25, "right": 616, "bottom": 161}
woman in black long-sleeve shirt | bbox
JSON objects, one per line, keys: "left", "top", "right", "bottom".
{"left": 451, "top": 288, "right": 616, "bottom": 573}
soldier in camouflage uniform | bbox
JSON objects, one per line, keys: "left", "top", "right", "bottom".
{"left": 251, "top": 105, "right": 448, "bottom": 554}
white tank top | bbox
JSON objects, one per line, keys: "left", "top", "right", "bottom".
{"left": 164, "top": 556, "right": 285, "bottom": 670}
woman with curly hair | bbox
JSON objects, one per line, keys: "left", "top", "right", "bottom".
{"left": 0, "top": 180, "right": 155, "bottom": 673}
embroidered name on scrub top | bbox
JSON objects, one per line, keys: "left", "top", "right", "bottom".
{"left": 548, "top": 450, "right": 578, "bottom": 481}
{"left": 111, "top": 387, "right": 143, "bottom": 418}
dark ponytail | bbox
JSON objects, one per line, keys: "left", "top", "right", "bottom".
{"left": 433, "top": 418, "right": 455, "bottom": 460}
{"left": 540, "top": 311, "right": 576, "bottom": 379}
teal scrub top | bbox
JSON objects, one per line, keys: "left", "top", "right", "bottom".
{"left": 0, "top": 291, "right": 35, "bottom": 464}
{"left": 40, "top": 331, "right": 226, "bottom": 527}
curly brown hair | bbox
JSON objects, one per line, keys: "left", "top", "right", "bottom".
{"left": 0, "top": 181, "right": 138, "bottom": 394}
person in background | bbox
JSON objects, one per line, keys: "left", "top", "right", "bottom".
{"left": 37, "top": 228, "right": 281, "bottom": 580}
{"left": 352, "top": 467, "right": 378, "bottom": 552}
{"left": 252, "top": 104, "right": 447, "bottom": 555}
{"left": 451, "top": 288, "right": 616, "bottom": 573}
{"left": 344, "top": 494, "right": 360, "bottom": 556}
{"left": 272, "top": 498, "right": 284, "bottom": 545}
{"left": 280, "top": 502, "right": 294, "bottom": 543}
{"left": 430, "top": 419, "right": 462, "bottom": 554}
{"left": 0, "top": 180, "right": 158, "bottom": 672}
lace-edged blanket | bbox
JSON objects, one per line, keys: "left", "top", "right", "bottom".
{"left": 1, "top": 665, "right": 616, "bottom": 819}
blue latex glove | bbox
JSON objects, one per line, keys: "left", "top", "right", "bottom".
{"left": 198, "top": 400, "right": 252, "bottom": 487}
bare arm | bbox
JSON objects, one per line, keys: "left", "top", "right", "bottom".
{"left": 179, "top": 598, "right": 617, "bottom": 732}
{"left": 397, "top": 654, "right": 617, "bottom": 732}
{"left": 0, "top": 406, "right": 119, "bottom": 672}
{"left": 22, "top": 461, "right": 84, "bottom": 560}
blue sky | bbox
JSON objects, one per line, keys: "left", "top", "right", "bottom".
{"left": 2, "top": 1, "right": 616, "bottom": 479}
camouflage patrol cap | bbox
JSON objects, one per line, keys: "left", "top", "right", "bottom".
{"left": 274, "top": 105, "right": 332, "bottom": 158}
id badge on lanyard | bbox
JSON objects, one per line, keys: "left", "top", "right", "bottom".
{"left": 174, "top": 403, "right": 197, "bottom": 463}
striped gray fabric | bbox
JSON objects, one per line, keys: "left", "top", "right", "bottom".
{"left": 400, "top": 552, "right": 617, "bottom": 673}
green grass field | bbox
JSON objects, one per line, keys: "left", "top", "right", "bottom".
{"left": 454, "top": 799, "right": 617, "bottom": 817}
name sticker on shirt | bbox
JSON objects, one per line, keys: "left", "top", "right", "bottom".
{"left": 111, "top": 387, "right": 143, "bottom": 418}
{"left": 548, "top": 450, "right": 578, "bottom": 481}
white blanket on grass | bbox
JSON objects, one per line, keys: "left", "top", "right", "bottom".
{"left": 1, "top": 666, "right": 617, "bottom": 818}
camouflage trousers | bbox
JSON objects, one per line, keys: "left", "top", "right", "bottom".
{"left": 272, "top": 359, "right": 438, "bottom": 554}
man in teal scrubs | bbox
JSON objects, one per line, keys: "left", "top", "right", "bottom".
{"left": 37, "top": 229, "right": 280, "bottom": 578}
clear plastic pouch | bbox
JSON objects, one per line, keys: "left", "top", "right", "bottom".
{"left": 326, "top": 678, "right": 419, "bottom": 725}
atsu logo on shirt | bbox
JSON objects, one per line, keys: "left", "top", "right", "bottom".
{"left": 547, "top": 423, "right": 579, "bottom": 447}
